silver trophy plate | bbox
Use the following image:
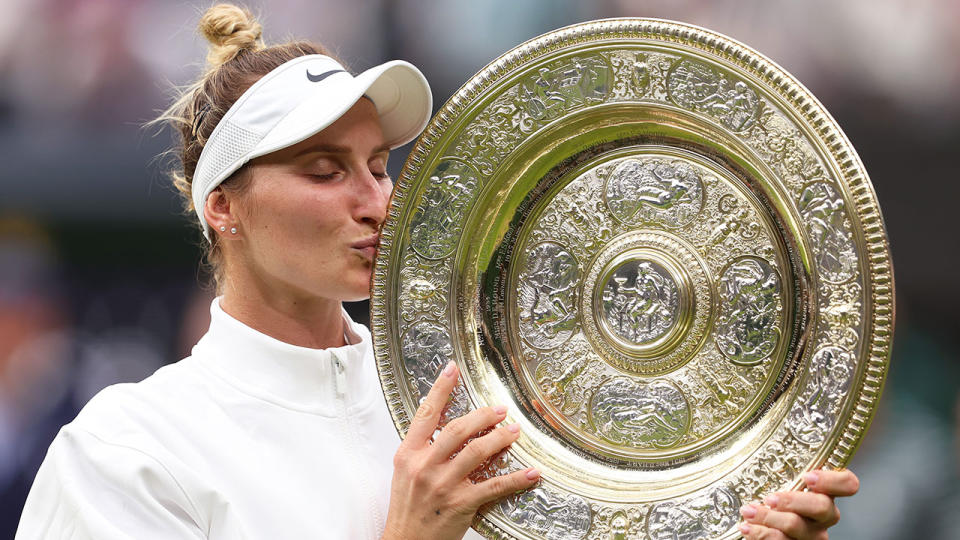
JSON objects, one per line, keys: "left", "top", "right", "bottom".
{"left": 371, "top": 18, "right": 893, "bottom": 540}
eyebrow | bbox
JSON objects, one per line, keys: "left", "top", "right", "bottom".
{"left": 295, "top": 143, "right": 391, "bottom": 157}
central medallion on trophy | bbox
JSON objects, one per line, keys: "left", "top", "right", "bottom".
{"left": 598, "top": 256, "right": 682, "bottom": 349}
{"left": 581, "top": 231, "right": 709, "bottom": 376}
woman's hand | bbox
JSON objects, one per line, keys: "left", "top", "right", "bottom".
{"left": 382, "top": 362, "right": 540, "bottom": 540}
{"left": 738, "top": 469, "right": 860, "bottom": 539}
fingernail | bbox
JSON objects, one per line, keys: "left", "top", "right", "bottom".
{"left": 494, "top": 405, "right": 508, "bottom": 415}
{"left": 804, "top": 471, "right": 819, "bottom": 486}
{"left": 507, "top": 423, "right": 520, "bottom": 433}
{"left": 739, "top": 523, "right": 751, "bottom": 535}
{"left": 739, "top": 505, "right": 757, "bottom": 519}
{"left": 764, "top": 494, "right": 779, "bottom": 508}
{"left": 442, "top": 362, "right": 456, "bottom": 377}
{"left": 525, "top": 468, "right": 540, "bottom": 480}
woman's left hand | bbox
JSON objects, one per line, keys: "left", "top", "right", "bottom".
{"left": 738, "top": 468, "right": 859, "bottom": 539}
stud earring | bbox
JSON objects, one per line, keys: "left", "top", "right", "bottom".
{"left": 230, "top": 227, "right": 237, "bottom": 234}
{"left": 219, "top": 226, "right": 226, "bottom": 232}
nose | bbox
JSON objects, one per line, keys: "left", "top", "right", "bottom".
{"left": 353, "top": 169, "right": 390, "bottom": 226}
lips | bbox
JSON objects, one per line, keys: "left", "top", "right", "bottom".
{"left": 352, "top": 234, "right": 379, "bottom": 250}
{"left": 352, "top": 234, "right": 380, "bottom": 261}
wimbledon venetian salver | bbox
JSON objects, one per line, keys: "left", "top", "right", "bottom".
{"left": 372, "top": 18, "right": 893, "bottom": 540}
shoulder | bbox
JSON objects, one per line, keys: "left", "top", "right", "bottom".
{"left": 20, "top": 419, "right": 209, "bottom": 539}
{"left": 19, "top": 358, "right": 218, "bottom": 533}
{"left": 67, "top": 356, "right": 214, "bottom": 451}
{"left": 20, "top": 360, "right": 215, "bottom": 539}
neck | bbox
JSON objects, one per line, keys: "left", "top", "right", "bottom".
{"left": 219, "top": 278, "right": 346, "bottom": 350}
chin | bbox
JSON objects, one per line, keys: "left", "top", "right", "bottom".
{"left": 339, "top": 279, "right": 373, "bottom": 302}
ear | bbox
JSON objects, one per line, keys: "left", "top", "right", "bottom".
{"left": 204, "top": 187, "right": 237, "bottom": 238}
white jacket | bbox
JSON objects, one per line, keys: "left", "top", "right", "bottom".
{"left": 18, "top": 299, "right": 412, "bottom": 539}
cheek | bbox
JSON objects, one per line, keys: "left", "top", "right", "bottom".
{"left": 243, "top": 192, "right": 315, "bottom": 249}
{"left": 379, "top": 181, "right": 394, "bottom": 209}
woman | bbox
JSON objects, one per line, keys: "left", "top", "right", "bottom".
{"left": 17, "top": 5, "right": 857, "bottom": 540}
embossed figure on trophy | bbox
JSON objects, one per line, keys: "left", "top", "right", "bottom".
{"left": 646, "top": 487, "right": 739, "bottom": 540}
{"left": 500, "top": 488, "right": 592, "bottom": 540}
{"left": 694, "top": 488, "right": 740, "bottom": 535}
{"left": 604, "top": 158, "right": 704, "bottom": 227}
{"left": 608, "top": 50, "right": 657, "bottom": 101}
{"left": 753, "top": 113, "right": 826, "bottom": 182}
{"left": 739, "top": 441, "right": 805, "bottom": 501}
{"left": 401, "top": 323, "right": 454, "bottom": 397}
{"left": 608, "top": 511, "right": 630, "bottom": 540}
{"left": 798, "top": 182, "right": 857, "bottom": 282}
{"left": 707, "top": 194, "right": 760, "bottom": 251}
{"left": 757, "top": 442, "right": 801, "bottom": 485}
{"left": 602, "top": 261, "right": 679, "bottom": 345}
{"left": 519, "top": 56, "right": 610, "bottom": 128}
{"left": 407, "top": 279, "right": 439, "bottom": 312}
{"left": 634, "top": 163, "right": 697, "bottom": 210}
{"left": 716, "top": 258, "right": 782, "bottom": 365}
{"left": 699, "top": 369, "right": 749, "bottom": 414}
{"left": 538, "top": 354, "right": 588, "bottom": 410}
{"left": 521, "top": 67, "right": 568, "bottom": 122}
{"left": 609, "top": 400, "right": 680, "bottom": 436}
{"left": 788, "top": 346, "right": 853, "bottom": 445}
{"left": 410, "top": 160, "right": 480, "bottom": 259}
{"left": 590, "top": 379, "right": 690, "bottom": 448}
{"left": 518, "top": 243, "right": 580, "bottom": 349}
{"left": 823, "top": 282, "right": 863, "bottom": 350}
{"left": 560, "top": 195, "right": 613, "bottom": 250}
{"left": 667, "top": 60, "right": 761, "bottom": 132}
{"left": 720, "top": 81, "right": 761, "bottom": 131}
{"left": 450, "top": 92, "right": 526, "bottom": 176}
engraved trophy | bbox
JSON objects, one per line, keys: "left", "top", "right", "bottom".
{"left": 371, "top": 19, "right": 893, "bottom": 540}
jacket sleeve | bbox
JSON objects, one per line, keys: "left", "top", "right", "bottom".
{"left": 16, "top": 427, "right": 207, "bottom": 540}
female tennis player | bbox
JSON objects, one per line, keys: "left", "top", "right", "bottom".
{"left": 17, "top": 5, "right": 857, "bottom": 540}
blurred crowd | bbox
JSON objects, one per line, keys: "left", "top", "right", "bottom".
{"left": 1, "top": 0, "right": 958, "bottom": 538}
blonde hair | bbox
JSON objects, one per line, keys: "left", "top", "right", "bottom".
{"left": 152, "top": 3, "right": 342, "bottom": 290}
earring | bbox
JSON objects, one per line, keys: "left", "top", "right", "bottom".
{"left": 230, "top": 227, "right": 238, "bottom": 234}
{"left": 219, "top": 226, "right": 226, "bottom": 232}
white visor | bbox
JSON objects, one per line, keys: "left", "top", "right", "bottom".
{"left": 191, "top": 54, "right": 432, "bottom": 240}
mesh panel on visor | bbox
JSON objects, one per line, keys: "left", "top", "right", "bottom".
{"left": 195, "top": 120, "right": 263, "bottom": 192}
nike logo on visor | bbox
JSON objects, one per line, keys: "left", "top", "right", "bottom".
{"left": 306, "top": 69, "right": 346, "bottom": 82}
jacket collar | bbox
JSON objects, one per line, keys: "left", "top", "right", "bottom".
{"left": 192, "top": 298, "right": 378, "bottom": 415}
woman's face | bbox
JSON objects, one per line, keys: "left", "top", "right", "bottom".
{"left": 230, "top": 98, "right": 391, "bottom": 302}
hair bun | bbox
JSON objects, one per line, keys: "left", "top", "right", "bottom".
{"left": 198, "top": 3, "right": 264, "bottom": 67}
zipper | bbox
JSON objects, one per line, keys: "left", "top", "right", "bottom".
{"left": 330, "top": 351, "right": 381, "bottom": 538}
{"left": 332, "top": 355, "right": 347, "bottom": 398}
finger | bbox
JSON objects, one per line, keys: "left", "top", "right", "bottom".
{"left": 449, "top": 424, "right": 521, "bottom": 477}
{"left": 405, "top": 361, "right": 459, "bottom": 446}
{"left": 740, "top": 503, "right": 819, "bottom": 539}
{"left": 738, "top": 522, "right": 789, "bottom": 540}
{"left": 803, "top": 469, "right": 859, "bottom": 497}
{"left": 469, "top": 467, "right": 541, "bottom": 505}
{"left": 764, "top": 491, "right": 839, "bottom": 526}
{"left": 431, "top": 405, "right": 508, "bottom": 460}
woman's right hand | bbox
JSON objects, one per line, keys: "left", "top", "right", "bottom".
{"left": 382, "top": 362, "right": 540, "bottom": 540}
